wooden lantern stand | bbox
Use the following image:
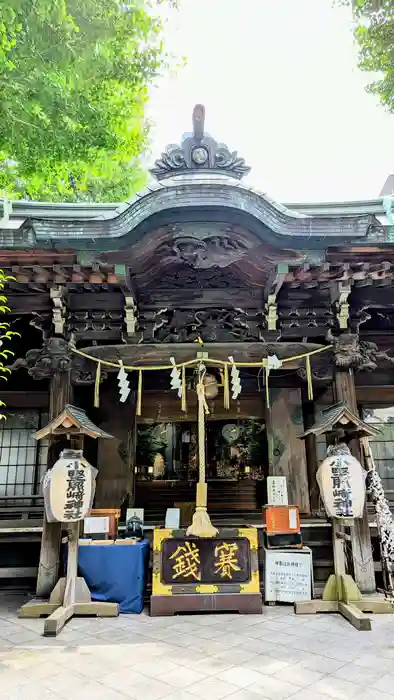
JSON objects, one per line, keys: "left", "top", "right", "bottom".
{"left": 19, "top": 405, "right": 119, "bottom": 636}
{"left": 295, "top": 519, "right": 392, "bottom": 630}
{"left": 295, "top": 403, "right": 394, "bottom": 630}
{"left": 21, "top": 519, "right": 119, "bottom": 637}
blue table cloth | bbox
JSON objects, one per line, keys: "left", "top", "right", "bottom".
{"left": 78, "top": 540, "right": 150, "bottom": 613}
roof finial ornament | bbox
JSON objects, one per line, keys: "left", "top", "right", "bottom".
{"left": 192, "top": 104, "right": 205, "bottom": 142}
{"left": 150, "top": 104, "right": 250, "bottom": 181}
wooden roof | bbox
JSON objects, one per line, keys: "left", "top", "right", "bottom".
{"left": 0, "top": 105, "right": 387, "bottom": 252}
{"left": 35, "top": 404, "right": 113, "bottom": 441}
{"left": 300, "top": 403, "right": 380, "bottom": 439}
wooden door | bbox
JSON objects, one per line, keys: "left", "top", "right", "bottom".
{"left": 95, "top": 388, "right": 137, "bottom": 508}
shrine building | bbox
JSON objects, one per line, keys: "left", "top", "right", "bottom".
{"left": 1, "top": 104, "right": 393, "bottom": 597}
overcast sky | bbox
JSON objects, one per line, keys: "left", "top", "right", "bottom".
{"left": 147, "top": 0, "right": 394, "bottom": 203}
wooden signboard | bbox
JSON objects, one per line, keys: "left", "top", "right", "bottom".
{"left": 151, "top": 527, "right": 262, "bottom": 616}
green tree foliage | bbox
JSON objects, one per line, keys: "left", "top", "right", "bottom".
{"left": 0, "top": 0, "right": 176, "bottom": 201}
{"left": 347, "top": 1, "right": 394, "bottom": 113}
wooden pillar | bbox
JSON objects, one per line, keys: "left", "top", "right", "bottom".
{"left": 266, "top": 387, "right": 310, "bottom": 514}
{"left": 334, "top": 368, "right": 375, "bottom": 593}
{"left": 36, "top": 371, "right": 72, "bottom": 598}
{"left": 302, "top": 391, "right": 320, "bottom": 514}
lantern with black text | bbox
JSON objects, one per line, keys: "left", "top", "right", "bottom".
{"left": 43, "top": 449, "right": 97, "bottom": 523}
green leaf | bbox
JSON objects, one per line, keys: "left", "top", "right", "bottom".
{"left": 345, "top": 0, "right": 394, "bottom": 113}
{"left": 0, "top": 0, "right": 179, "bottom": 201}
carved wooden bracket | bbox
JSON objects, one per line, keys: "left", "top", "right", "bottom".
{"left": 265, "top": 264, "right": 288, "bottom": 331}
{"left": 266, "top": 294, "right": 278, "bottom": 331}
{"left": 9, "top": 336, "right": 108, "bottom": 384}
{"left": 113, "top": 263, "right": 139, "bottom": 338}
{"left": 50, "top": 284, "right": 67, "bottom": 336}
{"left": 9, "top": 337, "right": 73, "bottom": 379}
{"left": 124, "top": 295, "right": 138, "bottom": 336}
{"left": 327, "top": 329, "right": 394, "bottom": 371}
{"left": 331, "top": 281, "right": 352, "bottom": 330}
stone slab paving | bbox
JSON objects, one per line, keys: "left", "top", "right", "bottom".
{"left": 0, "top": 594, "right": 393, "bottom": 700}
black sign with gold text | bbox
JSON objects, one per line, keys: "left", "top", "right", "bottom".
{"left": 161, "top": 536, "right": 251, "bottom": 585}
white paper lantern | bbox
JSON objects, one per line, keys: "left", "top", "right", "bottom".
{"left": 317, "top": 444, "right": 366, "bottom": 519}
{"left": 43, "top": 449, "right": 97, "bottom": 523}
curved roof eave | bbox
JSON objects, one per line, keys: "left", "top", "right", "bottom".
{"left": 4, "top": 195, "right": 388, "bottom": 221}
{"left": 29, "top": 177, "right": 376, "bottom": 245}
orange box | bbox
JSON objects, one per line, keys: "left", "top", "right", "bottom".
{"left": 264, "top": 505, "right": 300, "bottom": 535}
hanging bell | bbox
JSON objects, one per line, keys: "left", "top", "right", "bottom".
{"left": 202, "top": 373, "right": 219, "bottom": 399}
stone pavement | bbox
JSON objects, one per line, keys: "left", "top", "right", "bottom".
{"left": 0, "top": 595, "right": 393, "bottom": 700}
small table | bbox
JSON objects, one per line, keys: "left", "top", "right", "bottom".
{"left": 78, "top": 540, "right": 150, "bottom": 613}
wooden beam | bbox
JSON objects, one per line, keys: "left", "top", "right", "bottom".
{"left": 6, "top": 294, "right": 51, "bottom": 314}
{"left": 68, "top": 291, "right": 123, "bottom": 311}
{"left": 0, "top": 391, "right": 48, "bottom": 408}
{"left": 35, "top": 372, "right": 72, "bottom": 599}
{"left": 75, "top": 341, "right": 326, "bottom": 369}
{"left": 334, "top": 368, "right": 376, "bottom": 594}
{"left": 302, "top": 391, "right": 320, "bottom": 513}
{"left": 0, "top": 566, "right": 38, "bottom": 579}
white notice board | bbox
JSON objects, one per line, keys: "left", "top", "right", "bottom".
{"left": 267, "top": 476, "right": 288, "bottom": 506}
{"left": 264, "top": 547, "right": 313, "bottom": 603}
{"left": 165, "top": 508, "right": 180, "bottom": 529}
{"left": 84, "top": 516, "right": 110, "bottom": 535}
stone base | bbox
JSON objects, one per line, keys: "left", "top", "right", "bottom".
{"left": 150, "top": 593, "right": 263, "bottom": 617}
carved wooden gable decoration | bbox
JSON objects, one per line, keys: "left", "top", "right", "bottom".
{"left": 1, "top": 104, "right": 390, "bottom": 365}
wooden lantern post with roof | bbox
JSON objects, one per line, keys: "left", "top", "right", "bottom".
{"left": 19, "top": 405, "right": 119, "bottom": 636}
{"left": 295, "top": 403, "right": 393, "bottom": 630}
